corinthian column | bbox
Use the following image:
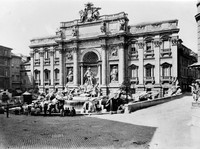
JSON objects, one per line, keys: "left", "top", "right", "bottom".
{"left": 101, "top": 45, "right": 107, "bottom": 86}
{"left": 59, "top": 48, "right": 64, "bottom": 88}
{"left": 49, "top": 47, "right": 54, "bottom": 86}
{"left": 118, "top": 43, "right": 125, "bottom": 84}
{"left": 29, "top": 50, "right": 34, "bottom": 86}
{"left": 73, "top": 47, "right": 78, "bottom": 86}
{"left": 39, "top": 48, "right": 44, "bottom": 91}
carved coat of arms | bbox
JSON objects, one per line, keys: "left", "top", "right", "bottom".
{"left": 79, "top": 3, "right": 101, "bottom": 23}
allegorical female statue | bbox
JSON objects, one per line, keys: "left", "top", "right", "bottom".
{"left": 110, "top": 66, "right": 118, "bottom": 82}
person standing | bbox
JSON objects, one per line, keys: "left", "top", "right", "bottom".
{"left": 2, "top": 90, "right": 9, "bottom": 118}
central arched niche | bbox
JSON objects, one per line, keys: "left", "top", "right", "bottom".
{"left": 83, "top": 51, "right": 98, "bottom": 63}
{"left": 82, "top": 51, "right": 99, "bottom": 85}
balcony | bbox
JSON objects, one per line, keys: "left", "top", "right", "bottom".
{"left": 54, "top": 57, "right": 60, "bottom": 65}
{"left": 34, "top": 59, "right": 40, "bottom": 66}
{"left": 144, "top": 77, "right": 155, "bottom": 84}
{"left": 44, "top": 58, "right": 50, "bottom": 65}
{"left": 130, "top": 77, "right": 139, "bottom": 84}
{"left": 129, "top": 51, "right": 138, "bottom": 59}
{"left": 34, "top": 79, "right": 41, "bottom": 85}
{"left": 44, "top": 79, "right": 51, "bottom": 85}
{"left": 54, "top": 79, "right": 59, "bottom": 84}
{"left": 160, "top": 49, "right": 172, "bottom": 57}
{"left": 160, "top": 76, "right": 173, "bottom": 84}
{"left": 144, "top": 50, "right": 154, "bottom": 58}
{"left": 12, "top": 80, "right": 21, "bottom": 84}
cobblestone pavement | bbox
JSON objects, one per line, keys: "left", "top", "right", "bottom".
{"left": 92, "top": 94, "right": 200, "bottom": 149}
{"left": 0, "top": 113, "right": 156, "bottom": 149}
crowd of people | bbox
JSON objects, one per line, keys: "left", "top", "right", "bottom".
{"left": 190, "top": 82, "right": 200, "bottom": 102}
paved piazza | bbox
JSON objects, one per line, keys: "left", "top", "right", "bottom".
{"left": 93, "top": 94, "right": 200, "bottom": 149}
{"left": 1, "top": 94, "right": 200, "bottom": 149}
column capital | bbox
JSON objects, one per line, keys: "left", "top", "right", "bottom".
{"left": 137, "top": 41, "right": 144, "bottom": 49}
{"left": 30, "top": 50, "right": 34, "bottom": 57}
{"left": 101, "top": 44, "right": 107, "bottom": 50}
{"left": 154, "top": 40, "right": 161, "bottom": 47}
{"left": 39, "top": 49, "right": 44, "bottom": 57}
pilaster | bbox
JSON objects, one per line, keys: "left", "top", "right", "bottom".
{"left": 73, "top": 47, "right": 78, "bottom": 86}
{"left": 171, "top": 36, "right": 178, "bottom": 78}
{"left": 101, "top": 44, "right": 107, "bottom": 86}
{"left": 49, "top": 47, "right": 54, "bottom": 86}
{"left": 154, "top": 37, "right": 161, "bottom": 84}
{"left": 118, "top": 43, "right": 125, "bottom": 84}
{"left": 137, "top": 40, "right": 144, "bottom": 85}
{"left": 39, "top": 48, "right": 44, "bottom": 90}
{"left": 30, "top": 50, "right": 34, "bottom": 86}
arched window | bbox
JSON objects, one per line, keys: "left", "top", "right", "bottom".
{"left": 160, "top": 35, "right": 171, "bottom": 50}
{"left": 161, "top": 62, "right": 172, "bottom": 77}
{"left": 34, "top": 70, "right": 40, "bottom": 80}
{"left": 44, "top": 69, "right": 50, "bottom": 81}
{"left": 54, "top": 69, "right": 59, "bottom": 81}
{"left": 34, "top": 49, "right": 39, "bottom": 59}
{"left": 144, "top": 64, "right": 154, "bottom": 78}
{"left": 128, "top": 64, "right": 138, "bottom": 78}
{"left": 44, "top": 49, "right": 49, "bottom": 59}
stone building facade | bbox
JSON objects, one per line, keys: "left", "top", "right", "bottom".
{"left": 29, "top": 3, "right": 197, "bottom": 97}
{"left": 11, "top": 53, "right": 22, "bottom": 90}
{"left": 20, "top": 56, "right": 33, "bottom": 92}
{"left": 0, "top": 45, "right": 12, "bottom": 90}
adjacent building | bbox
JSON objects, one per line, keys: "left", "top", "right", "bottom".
{"left": 11, "top": 53, "right": 22, "bottom": 90}
{"left": 29, "top": 3, "right": 197, "bottom": 97}
{"left": 0, "top": 45, "right": 12, "bottom": 90}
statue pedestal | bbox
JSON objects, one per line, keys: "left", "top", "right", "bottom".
{"left": 191, "top": 102, "right": 200, "bottom": 127}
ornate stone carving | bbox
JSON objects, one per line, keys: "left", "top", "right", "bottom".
{"left": 110, "top": 66, "right": 118, "bottom": 82}
{"left": 119, "top": 19, "right": 126, "bottom": 31}
{"left": 67, "top": 67, "right": 73, "bottom": 83}
{"left": 154, "top": 40, "right": 161, "bottom": 47}
{"left": 72, "top": 26, "right": 78, "bottom": 37}
{"left": 66, "top": 51, "right": 73, "bottom": 61}
{"left": 110, "top": 46, "right": 118, "bottom": 57}
{"left": 100, "top": 22, "right": 106, "bottom": 33}
{"left": 171, "top": 38, "right": 177, "bottom": 46}
{"left": 39, "top": 49, "right": 44, "bottom": 57}
{"left": 137, "top": 42, "right": 144, "bottom": 49}
{"left": 79, "top": 2, "right": 101, "bottom": 23}
{"left": 56, "top": 29, "right": 65, "bottom": 39}
{"left": 101, "top": 44, "right": 107, "bottom": 50}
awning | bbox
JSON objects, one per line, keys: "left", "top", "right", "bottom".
{"left": 189, "top": 62, "right": 200, "bottom": 68}
{"left": 22, "top": 91, "right": 31, "bottom": 95}
{"left": 16, "top": 90, "right": 22, "bottom": 93}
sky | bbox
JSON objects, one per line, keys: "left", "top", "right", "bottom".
{"left": 0, "top": 0, "right": 198, "bottom": 56}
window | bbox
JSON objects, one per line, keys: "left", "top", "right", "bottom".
{"left": 146, "top": 67, "right": 152, "bottom": 77}
{"left": 54, "top": 69, "right": 59, "bottom": 80}
{"left": 44, "top": 70, "right": 50, "bottom": 81}
{"left": 16, "top": 75, "right": 20, "bottom": 81}
{"left": 35, "top": 52, "right": 39, "bottom": 59}
{"left": 5, "top": 69, "right": 8, "bottom": 77}
{"left": 162, "top": 40, "right": 170, "bottom": 49}
{"left": 145, "top": 64, "right": 154, "bottom": 78}
{"left": 162, "top": 63, "right": 171, "bottom": 77}
{"left": 55, "top": 50, "right": 60, "bottom": 58}
{"left": 4, "top": 60, "right": 7, "bottom": 66}
{"left": 129, "top": 65, "right": 138, "bottom": 78}
{"left": 130, "top": 43, "right": 137, "bottom": 54}
{"left": 4, "top": 50, "right": 7, "bottom": 56}
{"left": 146, "top": 41, "right": 152, "bottom": 52}
{"left": 44, "top": 51, "right": 49, "bottom": 59}
{"left": 34, "top": 70, "right": 40, "bottom": 80}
